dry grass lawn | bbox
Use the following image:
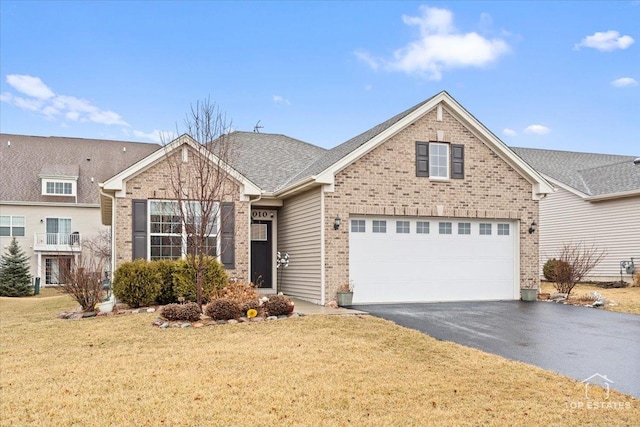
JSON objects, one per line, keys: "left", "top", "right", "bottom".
{"left": 1, "top": 294, "right": 637, "bottom": 426}
{"left": 541, "top": 282, "right": 640, "bottom": 315}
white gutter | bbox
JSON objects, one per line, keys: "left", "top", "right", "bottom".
{"left": 99, "top": 185, "right": 117, "bottom": 277}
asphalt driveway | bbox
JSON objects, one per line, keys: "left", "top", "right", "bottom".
{"left": 357, "top": 301, "right": 640, "bottom": 398}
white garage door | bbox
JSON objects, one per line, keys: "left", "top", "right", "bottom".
{"left": 349, "top": 217, "right": 519, "bottom": 304}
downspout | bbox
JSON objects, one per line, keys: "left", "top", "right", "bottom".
{"left": 99, "top": 186, "right": 116, "bottom": 278}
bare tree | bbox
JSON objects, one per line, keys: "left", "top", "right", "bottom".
{"left": 161, "top": 99, "right": 236, "bottom": 308}
{"left": 551, "top": 242, "right": 606, "bottom": 296}
{"left": 58, "top": 247, "right": 107, "bottom": 311}
{"left": 84, "top": 227, "right": 112, "bottom": 267}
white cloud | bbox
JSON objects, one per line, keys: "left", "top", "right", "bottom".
{"left": 610, "top": 77, "right": 638, "bottom": 88}
{"left": 503, "top": 128, "right": 517, "bottom": 136}
{"left": 524, "top": 125, "right": 551, "bottom": 135}
{"left": 6, "top": 74, "right": 55, "bottom": 99}
{"left": 1, "top": 74, "right": 129, "bottom": 127}
{"left": 364, "top": 84, "right": 373, "bottom": 91}
{"left": 273, "top": 95, "right": 291, "bottom": 105}
{"left": 132, "top": 129, "right": 175, "bottom": 143}
{"left": 354, "top": 50, "right": 381, "bottom": 71}
{"left": 356, "top": 6, "right": 510, "bottom": 80}
{"left": 575, "top": 30, "right": 634, "bottom": 51}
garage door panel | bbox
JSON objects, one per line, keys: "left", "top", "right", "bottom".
{"left": 349, "top": 217, "right": 518, "bottom": 303}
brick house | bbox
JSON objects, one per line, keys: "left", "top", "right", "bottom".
{"left": 100, "top": 91, "right": 553, "bottom": 304}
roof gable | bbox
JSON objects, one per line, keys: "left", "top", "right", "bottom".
{"left": 278, "top": 91, "right": 553, "bottom": 199}
{"left": 101, "top": 134, "right": 261, "bottom": 196}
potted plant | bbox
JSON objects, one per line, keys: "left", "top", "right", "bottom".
{"left": 336, "top": 281, "right": 354, "bottom": 307}
{"left": 520, "top": 279, "right": 538, "bottom": 302}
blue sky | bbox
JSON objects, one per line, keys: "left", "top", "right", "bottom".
{"left": 1, "top": 1, "right": 638, "bottom": 155}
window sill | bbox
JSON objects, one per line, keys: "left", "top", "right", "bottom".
{"left": 428, "top": 177, "right": 451, "bottom": 183}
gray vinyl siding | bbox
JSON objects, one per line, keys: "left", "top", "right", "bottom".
{"left": 277, "top": 188, "right": 322, "bottom": 303}
{"left": 539, "top": 186, "right": 640, "bottom": 281}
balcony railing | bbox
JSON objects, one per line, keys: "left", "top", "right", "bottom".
{"left": 33, "top": 233, "right": 82, "bottom": 252}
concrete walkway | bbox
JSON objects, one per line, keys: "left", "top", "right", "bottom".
{"left": 289, "top": 297, "right": 367, "bottom": 315}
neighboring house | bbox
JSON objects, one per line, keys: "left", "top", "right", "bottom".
{"left": 512, "top": 147, "right": 640, "bottom": 282}
{"left": 0, "top": 134, "right": 158, "bottom": 286}
{"left": 100, "top": 91, "right": 553, "bottom": 305}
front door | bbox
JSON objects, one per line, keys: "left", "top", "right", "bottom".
{"left": 251, "top": 220, "right": 272, "bottom": 288}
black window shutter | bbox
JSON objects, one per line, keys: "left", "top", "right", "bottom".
{"left": 220, "top": 202, "right": 235, "bottom": 269}
{"left": 132, "top": 199, "right": 147, "bottom": 260}
{"left": 416, "top": 141, "right": 429, "bottom": 177}
{"left": 451, "top": 144, "right": 464, "bottom": 179}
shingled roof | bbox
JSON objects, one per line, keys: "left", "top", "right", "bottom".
{"left": 511, "top": 147, "right": 640, "bottom": 197}
{"left": 227, "top": 131, "right": 326, "bottom": 192}
{"left": 281, "top": 94, "right": 437, "bottom": 190}
{"left": 0, "top": 134, "right": 160, "bottom": 204}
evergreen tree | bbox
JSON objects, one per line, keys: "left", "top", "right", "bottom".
{"left": 0, "top": 238, "right": 32, "bottom": 297}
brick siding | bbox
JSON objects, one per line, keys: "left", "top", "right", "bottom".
{"left": 323, "top": 105, "right": 539, "bottom": 301}
{"left": 114, "top": 148, "right": 249, "bottom": 281}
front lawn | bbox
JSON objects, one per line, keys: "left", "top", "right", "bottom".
{"left": 541, "top": 282, "right": 640, "bottom": 315}
{"left": 1, "top": 295, "right": 637, "bottom": 426}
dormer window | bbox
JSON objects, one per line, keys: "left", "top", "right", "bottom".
{"left": 42, "top": 179, "right": 76, "bottom": 196}
{"left": 39, "top": 164, "right": 79, "bottom": 198}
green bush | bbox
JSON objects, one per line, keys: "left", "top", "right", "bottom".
{"left": 543, "top": 258, "right": 571, "bottom": 283}
{"left": 161, "top": 302, "right": 201, "bottom": 322}
{"left": 172, "top": 257, "right": 228, "bottom": 303}
{"left": 263, "top": 295, "right": 293, "bottom": 316}
{"left": 113, "top": 259, "right": 161, "bottom": 308}
{"left": 154, "top": 259, "right": 177, "bottom": 305}
{"left": 205, "top": 298, "right": 241, "bottom": 320}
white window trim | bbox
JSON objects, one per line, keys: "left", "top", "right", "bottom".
{"left": 42, "top": 178, "right": 77, "bottom": 197}
{"left": 0, "top": 215, "right": 26, "bottom": 237}
{"left": 429, "top": 142, "right": 449, "bottom": 180}
{"left": 148, "top": 200, "right": 220, "bottom": 261}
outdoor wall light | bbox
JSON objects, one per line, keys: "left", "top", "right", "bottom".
{"left": 528, "top": 221, "right": 537, "bottom": 234}
{"left": 334, "top": 214, "right": 341, "bottom": 230}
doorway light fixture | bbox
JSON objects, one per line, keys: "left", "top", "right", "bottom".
{"left": 528, "top": 221, "right": 537, "bottom": 234}
{"left": 334, "top": 215, "right": 341, "bottom": 230}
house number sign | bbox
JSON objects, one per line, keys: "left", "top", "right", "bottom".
{"left": 252, "top": 210, "right": 273, "bottom": 219}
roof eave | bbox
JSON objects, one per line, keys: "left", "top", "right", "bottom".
{"left": 309, "top": 91, "right": 553, "bottom": 200}
{"left": 586, "top": 189, "right": 640, "bottom": 202}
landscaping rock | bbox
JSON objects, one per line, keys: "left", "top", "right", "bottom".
{"left": 277, "top": 315, "right": 288, "bottom": 319}
{"left": 181, "top": 323, "right": 191, "bottom": 328}
{"left": 159, "top": 322, "right": 169, "bottom": 329}
{"left": 551, "top": 292, "right": 568, "bottom": 302}
{"left": 216, "top": 320, "right": 227, "bottom": 325}
{"left": 146, "top": 308, "right": 156, "bottom": 313}
{"left": 251, "top": 316, "right": 264, "bottom": 322}
{"left": 238, "top": 317, "right": 248, "bottom": 323}
{"left": 193, "top": 322, "right": 204, "bottom": 328}
{"left": 227, "top": 319, "right": 238, "bottom": 324}
{"left": 267, "top": 316, "right": 278, "bottom": 321}
{"left": 288, "top": 313, "right": 300, "bottom": 318}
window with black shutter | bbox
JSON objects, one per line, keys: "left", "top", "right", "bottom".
{"left": 416, "top": 141, "right": 429, "bottom": 177}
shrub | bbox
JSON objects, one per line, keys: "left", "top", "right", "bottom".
{"left": 543, "top": 259, "right": 570, "bottom": 282}
{"left": 113, "top": 259, "right": 161, "bottom": 308}
{"left": 241, "top": 299, "right": 261, "bottom": 314}
{"left": 205, "top": 299, "right": 241, "bottom": 320}
{"left": 161, "top": 302, "right": 202, "bottom": 321}
{"left": 172, "top": 257, "right": 228, "bottom": 304}
{"left": 633, "top": 271, "right": 640, "bottom": 288}
{"left": 154, "top": 260, "right": 177, "bottom": 305}
{"left": 263, "top": 295, "right": 293, "bottom": 316}
{"left": 213, "top": 282, "right": 260, "bottom": 308}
